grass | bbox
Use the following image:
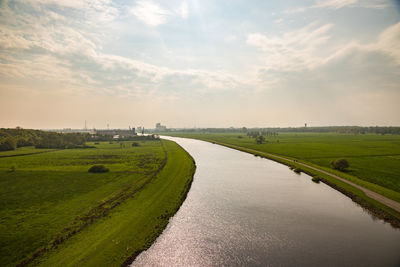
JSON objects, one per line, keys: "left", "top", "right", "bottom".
{"left": 0, "top": 140, "right": 195, "bottom": 266}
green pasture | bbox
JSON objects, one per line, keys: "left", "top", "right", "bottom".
{"left": 0, "top": 140, "right": 195, "bottom": 266}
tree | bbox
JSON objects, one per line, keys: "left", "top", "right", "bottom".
{"left": 331, "top": 159, "right": 349, "bottom": 171}
{"left": 0, "top": 137, "right": 16, "bottom": 151}
{"left": 247, "top": 131, "right": 260, "bottom": 138}
{"left": 255, "top": 135, "right": 265, "bottom": 144}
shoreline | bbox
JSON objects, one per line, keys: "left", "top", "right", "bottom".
{"left": 168, "top": 136, "right": 400, "bottom": 229}
{"left": 123, "top": 142, "right": 196, "bottom": 266}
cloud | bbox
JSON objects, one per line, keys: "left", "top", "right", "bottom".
{"left": 130, "top": 0, "right": 190, "bottom": 26}
{"left": 130, "top": 1, "right": 170, "bottom": 26}
{"left": 177, "top": 1, "right": 189, "bottom": 19}
{"left": 0, "top": 0, "right": 398, "bottom": 127}
{"left": 247, "top": 23, "right": 333, "bottom": 71}
{"left": 0, "top": 0, "right": 243, "bottom": 101}
{"left": 247, "top": 20, "right": 400, "bottom": 75}
{"left": 376, "top": 22, "right": 400, "bottom": 64}
{"left": 314, "top": 0, "right": 358, "bottom": 9}
{"left": 246, "top": 21, "right": 400, "bottom": 125}
{"left": 285, "top": 0, "right": 388, "bottom": 14}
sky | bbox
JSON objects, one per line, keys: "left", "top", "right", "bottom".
{"left": 0, "top": 0, "right": 399, "bottom": 129}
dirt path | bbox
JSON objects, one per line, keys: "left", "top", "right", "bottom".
{"left": 215, "top": 141, "right": 400, "bottom": 213}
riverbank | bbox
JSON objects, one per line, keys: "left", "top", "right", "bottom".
{"left": 0, "top": 140, "right": 196, "bottom": 266}
{"left": 133, "top": 136, "right": 400, "bottom": 266}
{"left": 162, "top": 134, "right": 400, "bottom": 228}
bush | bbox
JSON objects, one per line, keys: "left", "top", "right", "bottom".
{"left": 88, "top": 165, "right": 109, "bottom": 173}
{"left": 331, "top": 159, "right": 349, "bottom": 171}
{"left": 293, "top": 167, "right": 302, "bottom": 174}
{"left": 132, "top": 142, "right": 139, "bottom": 147}
{"left": 312, "top": 176, "right": 321, "bottom": 183}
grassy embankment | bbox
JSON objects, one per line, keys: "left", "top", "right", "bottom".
{"left": 0, "top": 139, "right": 195, "bottom": 266}
{"left": 163, "top": 132, "right": 400, "bottom": 224}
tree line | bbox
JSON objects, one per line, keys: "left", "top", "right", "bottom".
{"left": 164, "top": 126, "right": 400, "bottom": 135}
{"left": 0, "top": 128, "right": 161, "bottom": 151}
{"left": 0, "top": 128, "right": 88, "bottom": 151}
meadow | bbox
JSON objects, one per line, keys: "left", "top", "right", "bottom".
{"left": 0, "top": 139, "right": 195, "bottom": 266}
{"left": 165, "top": 132, "right": 400, "bottom": 198}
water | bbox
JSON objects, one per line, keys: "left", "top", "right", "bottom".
{"left": 132, "top": 137, "right": 400, "bottom": 266}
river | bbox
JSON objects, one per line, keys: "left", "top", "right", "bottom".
{"left": 132, "top": 136, "right": 400, "bottom": 266}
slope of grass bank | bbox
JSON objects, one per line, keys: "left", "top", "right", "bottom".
{"left": 0, "top": 140, "right": 195, "bottom": 266}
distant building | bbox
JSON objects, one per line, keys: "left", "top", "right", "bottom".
{"left": 95, "top": 128, "right": 136, "bottom": 137}
{"left": 58, "top": 128, "right": 94, "bottom": 134}
{"left": 155, "top": 123, "right": 167, "bottom": 131}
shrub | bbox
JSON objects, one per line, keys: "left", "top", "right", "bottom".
{"left": 331, "top": 159, "right": 349, "bottom": 171}
{"left": 293, "top": 167, "right": 302, "bottom": 174}
{"left": 88, "top": 165, "right": 109, "bottom": 173}
{"left": 312, "top": 176, "right": 321, "bottom": 183}
{"left": 132, "top": 142, "right": 139, "bottom": 147}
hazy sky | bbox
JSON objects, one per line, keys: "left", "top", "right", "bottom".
{"left": 0, "top": 0, "right": 399, "bottom": 129}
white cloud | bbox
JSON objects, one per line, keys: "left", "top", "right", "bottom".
{"left": 177, "top": 1, "right": 189, "bottom": 19}
{"left": 247, "top": 23, "right": 333, "bottom": 71}
{"left": 376, "top": 22, "right": 400, "bottom": 64}
{"left": 314, "top": 0, "right": 358, "bottom": 9}
{"left": 285, "top": 0, "right": 388, "bottom": 14}
{"left": 0, "top": 0, "right": 244, "bottom": 100}
{"left": 130, "top": 1, "right": 170, "bottom": 26}
{"left": 0, "top": 0, "right": 399, "bottom": 127}
{"left": 247, "top": 21, "right": 400, "bottom": 75}
{"left": 247, "top": 23, "right": 400, "bottom": 125}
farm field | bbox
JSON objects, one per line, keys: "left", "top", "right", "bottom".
{"left": 0, "top": 139, "right": 195, "bottom": 266}
{"left": 164, "top": 132, "right": 400, "bottom": 196}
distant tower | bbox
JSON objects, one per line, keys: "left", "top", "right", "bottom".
{"left": 85, "top": 120, "right": 87, "bottom": 130}
{"left": 305, "top": 123, "right": 307, "bottom": 128}
{"left": 107, "top": 124, "right": 109, "bottom": 130}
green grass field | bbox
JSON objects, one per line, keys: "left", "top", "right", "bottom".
{"left": 164, "top": 132, "right": 400, "bottom": 197}
{"left": 0, "top": 139, "right": 195, "bottom": 266}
